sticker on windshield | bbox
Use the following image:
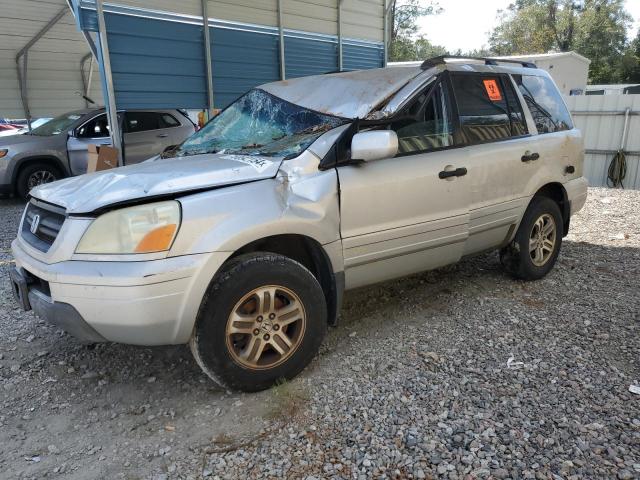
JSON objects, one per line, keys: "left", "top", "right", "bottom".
{"left": 222, "top": 155, "right": 273, "bottom": 173}
{"left": 483, "top": 79, "right": 503, "bottom": 101}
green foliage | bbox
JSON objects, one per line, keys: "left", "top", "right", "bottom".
{"left": 488, "top": 0, "right": 637, "bottom": 83}
{"left": 619, "top": 31, "right": 640, "bottom": 83}
{"left": 389, "top": 0, "right": 446, "bottom": 62}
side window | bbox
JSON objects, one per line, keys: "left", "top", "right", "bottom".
{"left": 512, "top": 75, "right": 573, "bottom": 133}
{"left": 391, "top": 82, "right": 456, "bottom": 155}
{"left": 125, "top": 112, "right": 160, "bottom": 133}
{"left": 451, "top": 74, "right": 526, "bottom": 144}
{"left": 76, "top": 114, "right": 110, "bottom": 138}
{"left": 159, "top": 113, "right": 181, "bottom": 128}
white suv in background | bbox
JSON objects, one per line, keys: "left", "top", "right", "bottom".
{"left": 10, "top": 57, "right": 587, "bottom": 392}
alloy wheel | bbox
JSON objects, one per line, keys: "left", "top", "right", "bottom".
{"left": 225, "top": 285, "right": 306, "bottom": 370}
{"left": 529, "top": 213, "right": 556, "bottom": 267}
{"left": 27, "top": 170, "right": 56, "bottom": 190}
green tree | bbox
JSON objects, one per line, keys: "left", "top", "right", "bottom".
{"left": 388, "top": 0, "right": 446, "bottom": 61}
{"left": 619, "top": 31, "right": 640, "bottom": 83}
{"left": 489, "top": 0, "right": 632, "bottom": 83}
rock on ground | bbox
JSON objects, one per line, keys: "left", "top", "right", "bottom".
{"left": 0, "top": 187, "right": 638, "bottom": 479}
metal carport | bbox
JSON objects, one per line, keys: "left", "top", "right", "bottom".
{"left": 0, "top": 0, "right": 103, "bottom": 124}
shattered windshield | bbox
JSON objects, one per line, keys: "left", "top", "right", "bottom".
{"left": 169, "top": 89, "right": 348, "bottom": 159}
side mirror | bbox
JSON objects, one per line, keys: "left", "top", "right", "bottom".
{"left": 67, "top": 129, "right": 76, "bottom": 138}
{"left": 351, "top": 130, "right": 398, "bottom": 162}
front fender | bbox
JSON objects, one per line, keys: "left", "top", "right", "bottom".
{"left": 170, "top": 169, "right": 341, "bottom": 262}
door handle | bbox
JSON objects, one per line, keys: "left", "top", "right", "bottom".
{"left": 438, "top": 167, "right": 467, "bottom": 179}
{"left": 157, "top": 133, "right": 169, "bottom": 138}
{"left": 521, "top": 152, "right": 540, "bottom": 162}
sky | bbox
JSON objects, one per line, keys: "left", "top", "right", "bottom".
{"left": 416, "top": 0, "right": 640, "bottom": 53}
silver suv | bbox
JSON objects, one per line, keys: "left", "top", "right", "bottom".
{"left": 0, "top": 108, "right": 195, "bottom": 198}
{"left": 10, "top": 57, "right": 588, "bottom": 392}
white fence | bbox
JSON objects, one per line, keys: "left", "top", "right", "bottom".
{"left": 566, "top": 95, "right": 640, "bottom": 190}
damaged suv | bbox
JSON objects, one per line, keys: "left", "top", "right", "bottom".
{"left": 10, "top": 57, "right": 587, "bottom": 392}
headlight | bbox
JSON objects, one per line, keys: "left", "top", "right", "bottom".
{"left": 76, "top": 201, "right": 181, "bottom": 254}
{"left": 0, "top": 149, "right": 8, "bottom": 158}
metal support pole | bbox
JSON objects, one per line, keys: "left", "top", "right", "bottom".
{"left": 337, "top": 0, "right": 343, "bottom": 72}
{"left": 202, "top": 0, "right": 214, "bottom": 116}
{"left": 80, "top": 52, "right": 95, "bottom": 108}
{"left": 15, "top": 5, "right": 68, "bottom": 131}
{"left": 16, "top": 54, "right": 31, "bottom": 131}
{"left": 620, "top": 107, "right": 631, "bottom": 151}
{"left": 87, "top": 55, "right": 94, "bottom": 99}
{"left": 278, "top": 0, "right": 286, "bottom": 80}
{"left": 95, "top": 0, "right": 123, "bottom": 166}
{"left": 383, "top": 0, "right": 392, "bottom": 66}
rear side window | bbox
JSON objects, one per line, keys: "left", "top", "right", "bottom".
{"left": 159, "top": 113, "right": 181, "bottom": 128}
{"left": 512, "top": 75, "right": 573, "bottom": 133}
{"left": 125, "top": 112, "right": 160, "bottom": 133}
{"left": 451, "top": 74, "right": 527, "bottom": 144}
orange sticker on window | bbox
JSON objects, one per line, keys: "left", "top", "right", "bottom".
{"left": 483, "top": 79, "right": 503, "bottom": 101}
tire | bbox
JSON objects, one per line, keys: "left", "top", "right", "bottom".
{"left": 500, "top": 196, "right": 563, "bottom": 281}
{"left": 16, "top": 162, "right": 63, "bottom": 199}
{"left": 190, "top": 253, "right": 328, "bottom": 392}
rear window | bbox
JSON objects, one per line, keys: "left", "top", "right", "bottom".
{"left": 159, "top": 113, "right": 181, "bottom": 128}
{"left": 512, "top": 75, "right": 573, "bottom": 134}
{"left": 125, "top": 112, "right": 160, "bottom": 133}
{"left": 451, "top": 74, "right": 527, "bottom": 144}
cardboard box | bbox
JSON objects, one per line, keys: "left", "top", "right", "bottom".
{"left": 87, "top": 144, "right": 119, "bottom": 173}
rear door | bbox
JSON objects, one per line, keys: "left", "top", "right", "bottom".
{"left": 123, "top": 112, "right": 176, "bottom": 164}
{"left": 448, "top": 72, "right": 541, "bottom": 255}
{"left": 511, "top": 73, "right": 580, "bottom": 180}
{"left": 338, "top": 79, "right": 471, "bottom": 289}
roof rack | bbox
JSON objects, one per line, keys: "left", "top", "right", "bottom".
{"left": 420, "top": 55, "right": 537, "bottom": 70}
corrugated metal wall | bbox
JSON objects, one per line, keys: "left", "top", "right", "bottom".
{"left": 105, "top": 13, "right": 207, "bottom": 109}
{"left": 566, "top": 95, "right": 640, "bottom": 190}
{"left": 112, "top": 0, "right": 384, "bottom": 42}
{"left": 0, "top": 0, "right": 102, "bottom": 118}
{"left": 83, "top": 2, "right": 384, "bottom": 110}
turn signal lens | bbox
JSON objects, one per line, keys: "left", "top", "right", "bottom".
{"left": 134, "top": 224, "right": 178, "bottom": 253}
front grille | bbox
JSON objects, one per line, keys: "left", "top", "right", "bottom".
{"left": 21, "top": 200, "right": 66, "bottom": 253}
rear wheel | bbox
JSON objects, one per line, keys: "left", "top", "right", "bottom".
{"left": 190, "top": 253, "right": 327, "bottom": 392}
{"left": 500, "top": 196, "right": 563, "bottom": 280}
{"left": 16, "top": 163, "right": 62, "bottom": 198}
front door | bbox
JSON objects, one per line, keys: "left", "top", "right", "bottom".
{"left": 337, "top": 80, "right": 470, "bottom": 289}
{"left": 67, "top": 113, "right": 113, "bottom": 175}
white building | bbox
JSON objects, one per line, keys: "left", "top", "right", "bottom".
{"left": 390, "top": 51, "right": 591, "bottom": 97}
{"left": 496, "top": 52, "right": 590, "bottom": 96}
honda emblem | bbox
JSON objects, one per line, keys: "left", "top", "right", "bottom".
{"left": 30, "top": 214, "right": 40, "bottom": 234}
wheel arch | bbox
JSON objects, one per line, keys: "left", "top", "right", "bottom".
{"left": 229, "top": 234, "right": 344, "bottom": 327}
{"left": 11, "top": 155, "right": 68, "bottom": 186}
{"left": 533, "top": 182, "right": 570, "bottom": 236}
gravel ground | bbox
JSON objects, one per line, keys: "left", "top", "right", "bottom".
{"left": 0, "top": 187, "right": 638, "bottom": 480}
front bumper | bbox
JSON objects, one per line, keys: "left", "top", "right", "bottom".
{"left": 11, "top": 239, "right": 230, "bottom": 345}
{"left": 10, "top": 266, "right": 105, "bottom": 343}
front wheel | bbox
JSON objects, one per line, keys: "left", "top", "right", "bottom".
{"left": 500, "top": 196, "right": 563, "bottom": 280}
{"left": 16, "top": 163, "right": 62, "bottom": 198}
{"left": 190, "top": 253, "right": 327, "bottom": 392}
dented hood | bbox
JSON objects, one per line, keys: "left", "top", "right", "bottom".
{"left": 30, "top": 153, "right": 283, "bottom": 214}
